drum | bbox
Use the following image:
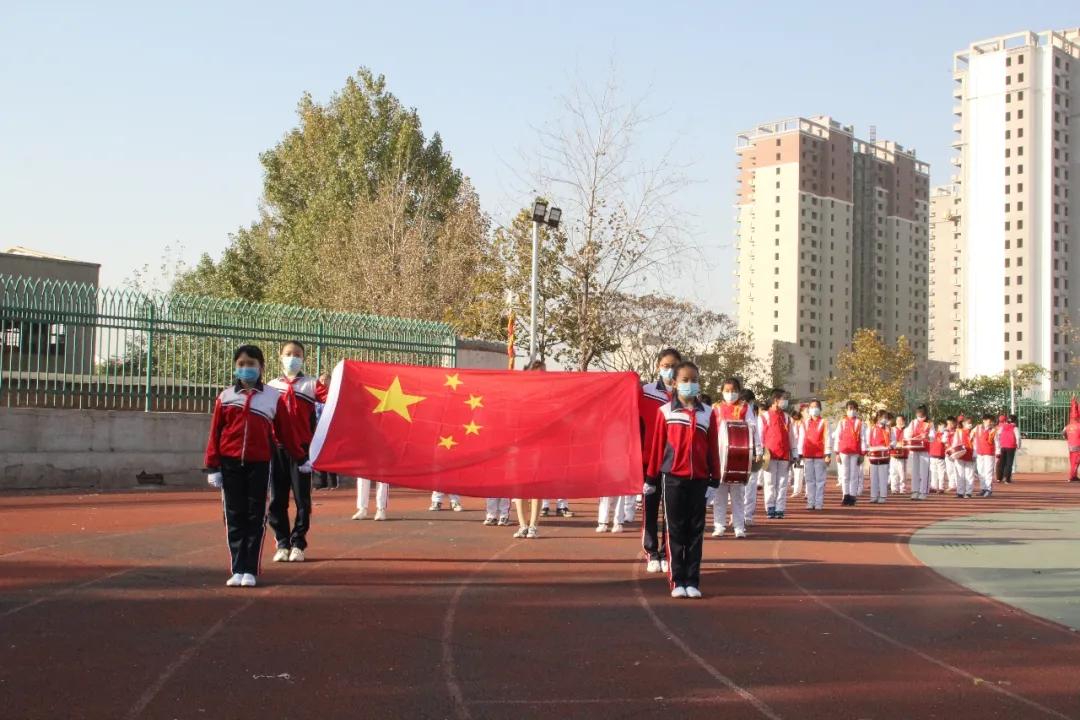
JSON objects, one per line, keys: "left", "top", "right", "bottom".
{"left": 866, "top": 447, "right": 890, "bottom": 466}
{"left": 903, "top": 440, "right": 928, "bottom": 452}
{"left": 719, "top": 420, "right": 753, "bottom": 484}
{"left": 947, "top": 446, "right": 968, "bottom": 461}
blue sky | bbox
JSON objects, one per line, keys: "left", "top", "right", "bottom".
{"left": 1, "top": 1, "right": 1075, "bottom": 315}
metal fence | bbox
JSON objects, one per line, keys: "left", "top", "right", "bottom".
{"left": 0, "top": 274, "right": 457, "bottom": 413}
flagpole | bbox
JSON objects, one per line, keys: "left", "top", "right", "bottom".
{"left": 528, "top": 219, "right": 540, "bottom": 365}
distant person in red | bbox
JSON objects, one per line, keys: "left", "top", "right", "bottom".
{"left": 995, "top": 414, "right": 1021, "bottom": 485}
{"left": 1064, "top": 398, "right": 1080, "bottom": 483}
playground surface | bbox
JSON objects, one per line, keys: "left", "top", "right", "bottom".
{"left": 2, "top": 476, "right": 1079, "bottom": 719}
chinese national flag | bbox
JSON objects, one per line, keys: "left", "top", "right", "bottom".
{"left": 310, "top": 361, "right": 642, "bottom": 499}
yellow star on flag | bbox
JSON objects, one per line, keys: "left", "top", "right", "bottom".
{"left": 364, "top": 377, "right": 426, "bottom": 422}
{"left": 465, "top": 394, "right": 483, "bottom": 410}
{"left": 438, "top": 435, "right": 458, "bottom": 450}
{"left": 444, "top": 373, "right": 463, "bottom": 391}
{"left": 463, "top": 420, "right": 482, "bottom": 436}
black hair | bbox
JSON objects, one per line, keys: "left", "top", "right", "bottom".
{"left": 769, "top": 388, "right": 787, "bottom": 405}
{"left": 721, "top": 376, "right": 743, "bottom": 392}
{"left": 946, "top": 416, "right": 957, "bottom": 423}
{"left": 674, "top": 360, "right": 699, "bottom": 376}
{"left": 845, "top": 400, "right": 859, "bottom": 410}
{"left": 699, "top": 393, "right": 713, "bottom": 406}
{"left": 233, "top": 344, "right": 265, "bottom": 372}
{"left": 740, "top": 388, "right": 756, "bottom": 403}
{"left": 808, "top": 397, "right": 822, "bottom": 408}
{"left": 1008, "top": 414, "right": 1018, "bottom": 424}
{"left": 657, "top": 347, "right": 682, "bottom": 363}
{"left": 876, "top": 409, "right": 889, "bottom": 420}
{"left": 916, "top": 404, "right": 928, "bottom": 414}
{"left": 981, "top": 413, "right": 994, "bottom": 422}
{"left": 281, "top": 339, "right": 306, "bottom": 354}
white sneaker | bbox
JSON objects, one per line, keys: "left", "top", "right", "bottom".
{"left": 646, "top": 559, "right": 661, "bottom": 573}
{"left": 483, "top": 516, "right": 496, "bottom": 526}
{"left": 272, "top": 548, "right": 291, "bottom": 562}
{"left": 288, "top": 547, "right": 305, "bottom": 562}
{"left": 671, "top": 586, "right": 688, "bottom": 599}
{"left": 352, "top": 510, "right": 368, "bottom": 520}
{"left": 910, "top": 492, "right": 918, "bottom": 500}
{"left": 513, "top": 526, "right": 528, "bottom": 539}
{"left": 712, "top": 527, "right": 725, "bottom": 538}
{"left": 497, "top": 515, "right": 510, "bottom": 526}
{"left": 428, "top": 502, "right": 441, "bottom": 511}
{"left": 451, "top": 501, "right": 463, "bottom": 512}
{"left": 734, "top": 528, "right": 747, "bottom": 539}
{"left": 918, "top": 493, "right": 928, "bottom": 500}
{"left": 611, "top": 523, "right": 624, "bottom": 534}
{"left": 526, "top": 526, "right": 538, "bottom": 539}
{"left": 685, "top": 586, "right": 703, "bottom": 599}
{"left": 660, "top": 560, "right": 669, "bottom": 573}
{"left": 595, "top": 524, "right": 608, "bottom": 533}
{"left": 240, "top": 573, "right": 257, "bottom": 587}
{"left": 374, "top": 509, "right": 387, "bottom": 521}
{"left": 226, "top": 573, "right": 243, "bottom": 587}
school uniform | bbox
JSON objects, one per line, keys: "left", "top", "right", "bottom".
{"left": 928, "top": 432, "right": 947, "bottom": 492}
{"left": 797, "top": 416, "right": 831, "bottom": 510}
{"left": 758, "top": 408, "right": 800, "bottom": 516}
{"left": 205, "top": 382, "right": 305, "bottom": 577}
{"left": 942, "top": 428, "right": 960, "bottom": 491}
{"left": 865, "top": 424, "right": 892, "bottom": 502}
{"left": 266, "top": 374, "right": 327, "bottom": 553}
{"left": 645, "top": 397, "right": 719, "bottom": 592}
{"left": 639, "top": 379, "right": 673, "bottom": 562}
{"left": 888, "top": 428, "right": 908, "bottom": 495}
{"left": 485, "top": 498, "right": 512, "bottom": 523}
{"left": 357, "top": 478, "right": 389, "bottom": 514}
{"left": 742, "top": 405, "right": 764, "bottom": 524}
{"left": 711, "top": 401, "right": 755, "bottom": 534}
{"left": 431, "top": 491, "right": 462, "bottom": 509}
{"left": 905, "top": 419, "right": 933, "bottom": 499}
{"left": 951, "top": 428, "right": 975, "bottom": 497}
{"left": 833, "top": 417, "right": 867, "bottom": 502}
{"left": 995, "top": 420, "right": 1020, "bottom": 484}
{"left": 973, "top": 425, "right": 997, "bottom": 495}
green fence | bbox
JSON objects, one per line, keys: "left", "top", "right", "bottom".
{"left": 0, "top": 274, "right": 457, "bottom": 413}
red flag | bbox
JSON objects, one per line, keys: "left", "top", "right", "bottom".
{"left": 310, "top": 361, "right": 642, "bottom": 498}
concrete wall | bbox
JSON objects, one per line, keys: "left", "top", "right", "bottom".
{"left": 0, "top": 407, "right": 206, "bottom": 490}
{"left": 456, "top": 338, "right": 508, "bottom": 370}
{"left": 1013, "top": 439, "right": 1071, "bottom": 475}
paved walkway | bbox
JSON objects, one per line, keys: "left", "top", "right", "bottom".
{"left": 911, "top": 508, "right": 1080, "bottom": 632}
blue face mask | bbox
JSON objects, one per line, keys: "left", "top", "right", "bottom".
{"left": 659, "top": 367, "right": 675, "bottom": 383}
{"left": 282, "top": 356, "right": 304, "bottom": 375}
{"left": 234, "top": 366, "right": 260, "bottom": 384}
{"left": 677, "top": 381, "right": 700, "bottom": 400}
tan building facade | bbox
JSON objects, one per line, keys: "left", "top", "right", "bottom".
{"left": 946, "top": 29, "right": 1080, "bottom": 396}
{"left": 735, "top": 117, "right": 929, "bottom": 398}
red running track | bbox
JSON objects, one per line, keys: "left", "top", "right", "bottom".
{"left": 1, "top": 477, "right": 1079, "bottom": 719}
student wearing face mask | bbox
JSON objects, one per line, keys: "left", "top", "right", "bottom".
{"left": 905, "top": 405, "right": 934, "bottom": 500}
{"left": 973, "top": 414, "right": 998, "bottom": 497}
{"left": 865, "top": 410, "right": 893, "bottom": 503}
{"left": 757, "top": 389, "right": 800, "bottom": 519}
{"left": 789, "top": 407, "right": 807, "bottom": 499}
{"left": 644, "top": 361, "right": 718, "bottom": 599}
{"left": 710, "top": 377, "right": 755, "bottom": 538}
{"left": 638, "top": 348, "right": 681, "bottom": 572}
{"left": 950, "top": 416, "right": 976, "bottom": 498}
{"left": 888, "top": 414, "right": 908, "bottom": 496}
{"left": 205, "top": 345, "right": 307, "bottom": 587}
{"left": 267, "top": 340, "right": 328, "bottom": 563}
{"left": 928, "top": 420, "right": 948, "bottom": 493}
{"left": 797, "top": 399, "right": 831, "bottom": 511}
{"left": 942, "top": 416, "right": 960, "bottom": 492}
{"left": 832, "top": 400, "right": 867, "bottom": 506}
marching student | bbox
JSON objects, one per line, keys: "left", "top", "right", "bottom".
{"left": 995, "top": 414, "right": 1021, "bottom": 485}
{"left": 430, "top": 491, "right": 463, "bottom": 512}
{"left": 205, "top": 344, "right": 306, "bottom": 588}
{"left": 943, "top": 416, "right": 960, "bottom": 493}
{"left": 353, "top": 478, "right": 389, "bottom": 521}
{"left": 951, "top": 417, "right": 976, "bottom": 498}
{"left": 540, "top": 499, "right": 574, "bottom": 518}
{"left": 789, "top": 406, "right": 807, "bottom": 499}
{"left": 758, "top": 389, "right": 799, "bottom": 519}
{"left": 1064, "top": 398, "right": 1080, "bottom": 483}
{"left": 711, "top": 377, "right": 755, "bottom": 538}
{"left": 865, "top": 410, "right": 892, "bottom": 503}
{"left": 888, "top": 414, "right": 908, "bottom": 496}
{"left": 267, "top": 340, "right": 328, "bottom": 563}
{"left": 484, "top": 498, "right": 511, "bottom": 526}
{"left": 740, "top": 389, "right": 764, "bottom": 525}
{"left": 797, "top": 399, "right": 831, "bottom": 511}
{"left": 644, "top": 361, "right": 718, "bottom": 599}
{"left": 640, "top": 347, "right": 681, "bottom": 573}
{"left": 834, "top": 400, "right": 867, "bottom": 506}
{"left": 973, "top": 414, "right": 998, "bottom": 497}
{"left": 905, "top": 405, "right": 933, "bottom": 500}
{"left": 928, "top": 420, "right": 948, "bottom": 493}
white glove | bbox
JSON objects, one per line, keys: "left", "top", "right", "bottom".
{"left": 298, "top": 460, "right": 313, "bottom": 474}
{"left": 207, "top": 472, "right": 223, "bottom": 488}
{"left": 642, "top": 482, "right": 657, "bottom": 496}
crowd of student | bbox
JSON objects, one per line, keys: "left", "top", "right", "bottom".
{"left": 203, "top": 341, "right": 1080, "bottom": 596}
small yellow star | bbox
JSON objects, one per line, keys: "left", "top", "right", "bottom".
{"left": 444, "top": 373, "right": 463, "bottom": 391}
{"left": 463, "top": 420, "right": 482, "bottom": 436}
{"left": 438, "top": 435, "right": 458, "bottom": 450}
{"left": 465, "top": 394, "right": 483, "bottom": 410}
{"left": 364, "top": 377, "right": 425, "bottom": 422}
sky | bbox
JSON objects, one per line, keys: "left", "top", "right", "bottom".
{"left": 1, "top": 0, "right": 1076, "bottom": 316}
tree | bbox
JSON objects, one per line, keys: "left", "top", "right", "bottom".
{"left": 532, "top": 68, "right": 693, "bottom": 370}
{"left": 598, "top": 294, "right": 725, "bottom": 378}
{"left": 932, "top": 363, "right": 1046, "bottom": 419}
{"left": 824, "top": 329, "right": 916, "bottom": 412}
{"left": 693, "top": 325, "right": 771, "bottom": 399}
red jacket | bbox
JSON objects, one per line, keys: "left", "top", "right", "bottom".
{"left": 639, "top": 380, "right": 672, "bottom": 468}
{"left": 974, "top": 426, "right": 997, "bottom": 456}
{"left": 759, "top": 408, "right": 794, "bottom": 461}
{"left": 645, "top": 399, "right": 719, "bottom": 482}
{"left": 204, "top": 383, "right": 306, "bottom": 470}
{"left": 267, "top": 374, "right": 329, "bottom": 453}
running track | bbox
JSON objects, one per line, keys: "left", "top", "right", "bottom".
{"left": 1, "top": 477, "right": 1079, "bottom": 719}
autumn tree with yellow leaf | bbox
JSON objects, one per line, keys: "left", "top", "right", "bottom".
{"left": 824, "top": 329, "right": 916, "bottom": 412}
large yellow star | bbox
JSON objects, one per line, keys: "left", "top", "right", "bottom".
{"left": 444, "top": 373, "right": 463, "bottom": 391}
{"left": 364, "top": 377, "right": 425, "bottom": 422}
{"left": 465, "top": 394, "right": 483, "bottom": 410}
{"left": 463, "top": 420, "right": 482, "bottom": 436}
{"left": 438, "top": 435, "right": 458, "bottom": 450}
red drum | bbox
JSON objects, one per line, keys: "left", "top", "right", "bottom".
{"left": 947, "top": 446, "right": 968, "bottom": 461}
{"left": 904, "top": 440, "right": 928, "bottom": 452}
{"left": 866, "top": 447, "right": 890, "bottom": 465}
{"left": 718, "top": 420, "right": 752, "bottom": 484}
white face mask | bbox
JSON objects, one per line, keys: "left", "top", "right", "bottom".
{"left": 846, "top": 409, "right": 857, "bottom": 418}
{"left": 809, "top": 406, "right": 821, "bottom": 418}
{"left": 722, "top": 391, "right": 738, "bottom": 404}
{"left": 778, "top": 399, "right": 789, "bottom": 410}
{"left": 282, "top": 356, "right": 304, "bottom": 375}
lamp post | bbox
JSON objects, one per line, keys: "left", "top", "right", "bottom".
{"left": 528, "top": 200, "right": 561, "bottom": 365}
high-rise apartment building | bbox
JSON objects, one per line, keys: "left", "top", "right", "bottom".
{"left": 735, "top": 116, "right": 930, "bottom": 398}
{"left": 938, "top": 29, "right": 1080, "bottom": 395}
{"left": 928, "top": 185, "right": 963, "bottom": 373}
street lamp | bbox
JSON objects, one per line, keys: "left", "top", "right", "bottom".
{"left": 528, "top": 199, "right": 561, "bottom": 365}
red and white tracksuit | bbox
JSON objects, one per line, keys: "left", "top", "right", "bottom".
{"left": 710, "top": 401, "right": 755, "bottom": 533}
{"left": 797, "top": 417, "right": 831, "bottom": 510}
{"left": 973, "top": 425, "right": 997, "bottom": 493}
{"left": 833, "top": 417, "right": 867, "bottom": 498}
{"left": 757, "top": 408, "right": 800, "bottom": 513}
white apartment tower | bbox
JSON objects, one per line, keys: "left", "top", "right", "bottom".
{"left": 942, "top": 29, "right": 1080, "bottom": 395}
{"left": 735, "top": 116, "right": 930, "bottom": 398}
